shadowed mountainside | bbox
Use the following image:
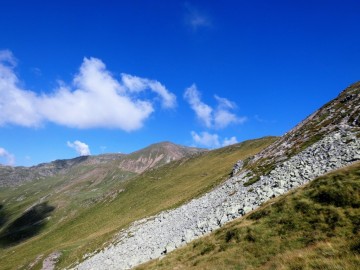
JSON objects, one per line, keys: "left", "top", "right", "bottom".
{"left": 0, "top": 202, "right": 55, "bottom": 247}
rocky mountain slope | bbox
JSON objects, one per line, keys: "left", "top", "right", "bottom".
{"left": 74, "top": 82, "right": 360, "bottom": 270}
{"left": 138, "top": 161, "right": 360, "bottom": 270}
{"left": 0, "top": 142, "right": 204, "bottom": 187}
{"left": 242, "top": 81, "right": 360, "bottom": 185}
{"left": 0, "top": 137, "right": 275, "bottom": 270}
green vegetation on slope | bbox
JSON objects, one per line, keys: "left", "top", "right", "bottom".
{"left": 242, "top": 81, "right": 360, "bottom": 186}
{"left": 0, "top": 137, "right": 276, "bottom": 270}
{"left": 137, "top": 162, "right": 360, "bottom": 270}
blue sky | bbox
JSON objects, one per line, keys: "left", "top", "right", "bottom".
{"left": 1, "top": 0, "right": 360, "bottom": 166}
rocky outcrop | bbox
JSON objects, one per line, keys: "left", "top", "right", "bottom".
{"left": 42, "top": 251, "right": 61, "bottom": 270}
{"left": 231, "top": 160, "right": 244, "bottom": 176}
{"left": 74, "top": 128, "right": 360, "bottom": 270}
{"left": 247, "top": 81, "right": 360, "bottom": 172}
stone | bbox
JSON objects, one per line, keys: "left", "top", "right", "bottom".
{"left": 74, "top": 129, "right": 360, "bottom": 270}
{"left": 232, "top": 160, "right": 244, "bottom": 176}
{"left": 183, "top": 229, "right": 195, "bottom": 243}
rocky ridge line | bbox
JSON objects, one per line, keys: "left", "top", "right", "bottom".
{"left": 0, "top": 142, "right": 204, "bottom": 187}
{"left": 73, "top": 127, "right": 360, "bottom": 270}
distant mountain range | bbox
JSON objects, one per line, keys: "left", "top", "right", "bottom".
{"left": 0, "top": 142, "right": 205, "bottom": 187}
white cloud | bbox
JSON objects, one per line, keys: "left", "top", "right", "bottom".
{"left": 0, "top": 50, "right": 16, "bottom": 66}
{"left": 184, "top": 84, "right": 213, "bottom": 128}
{"left": 0, "top": 147, "right": 15, "bottom": 166}
{"left": 121, "top": 73, "right": 176, "bottom": 108}
{"left": 67, "top": 140, "right": 91, "bottom": 156}
{"left": 184, "top": 3, "right": 211, "bottom": 31}
{"left": 191, "top": 131, "right": 220, "bottom": 148}
{"left": 184, "top": 84, "right": 246, "bottom": 129}
{"left": 222, "top": 136, "right": 238, "bottom": 146}
{"left": 214, "top": 95, "right": 236, "bottom": 109}
{"left": 214, "top": 110, "right": 247, "bottom": 129}
{"left": 191, "top": 131, "right": 239, "bottom": 148}
{"left": 0, "top": 51, "right": 176, "bottom": 131}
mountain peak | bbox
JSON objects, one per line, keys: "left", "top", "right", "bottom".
{"left": 121, "top": 141, "right": 205, "bottom": 173}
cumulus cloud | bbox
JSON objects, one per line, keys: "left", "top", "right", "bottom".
{"left": 184, "top": 84, "right": 246, "bottom": 129}
{"left": 0, "top": 147, "right": 15, "bottom": 166}
{"left": 67, "top": 140, "right": 91, "bottom": 156}
{"left": 0, "top": 50, "right": 16, "bottom": 66}
{"left": 184, "top": 84, "right": 213, "bottom": 128}
{"left": 222, "top": 136, "right": 238, "bottom": 146}
{"left": 214, "top": 109, "right": 246, "bottom": 129}
{"left": 191, "top": 131, "right": 220, "bottom": 148}
{"left": 121, "top": 73, "right": 176, "bottom": 108}
{"left": 0, "top": 50, "right": 176, "bottom": 131}
{"left": 191, "top": 131, "right": 239, "bottom": 148}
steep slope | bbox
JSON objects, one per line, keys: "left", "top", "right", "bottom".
{"left": 0, "top": 137, "right": 275, "bottom": 270}
{"left": 137, "top": 162, "right": 360, "bottom": 270}
{"left": 74, "top": 82, "right": 360, "bottom": 270}
{"left": 242, "top": 81, "right": 360, "bottom": 184}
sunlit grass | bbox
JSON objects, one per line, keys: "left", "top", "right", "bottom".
{"left": 137, "top": 161, "right": 360, "bottom": 270}
{"left": 0, "top": 137, "right": 276, "bottom": 269}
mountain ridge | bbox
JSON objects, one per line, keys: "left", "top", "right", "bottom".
{"left": 0, "top": 141, "right": 205, "bottom": 187}
{"left": 241, "top": 81, "right": 360, "bottom": 185}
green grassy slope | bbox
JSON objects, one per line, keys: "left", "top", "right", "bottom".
{"left": 137, "top": 162, "right": 360, "bottom": 270}
{"left": 0, "top": 137, "right": 276, "bottom": 270}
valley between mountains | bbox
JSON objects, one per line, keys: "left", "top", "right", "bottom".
{"left": 0, "top": 82, "right": 360, "bottom": 270}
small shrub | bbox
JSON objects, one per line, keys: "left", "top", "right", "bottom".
{"left": 294, "top": 198, "right": 312, "bottom": 215}
{"left": 350, "top": 239, "right": 360, "bottom": 254}
{"left": 244, "top": 176, "right": 260, "bottom": 187}
{"left": 322, "top": 207, "right": 343, "bottom": 231}
{"left": 245, "top": 228, "right": 256, "bottom": 242}
{"left": 225, "top": 228, "right": 240, "bottom": 243}
{"left": 309, "top": 179, "right": 360, "bottom": 208}
{"left": 248, "top": 208, "right": 271, "bottom": 220}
